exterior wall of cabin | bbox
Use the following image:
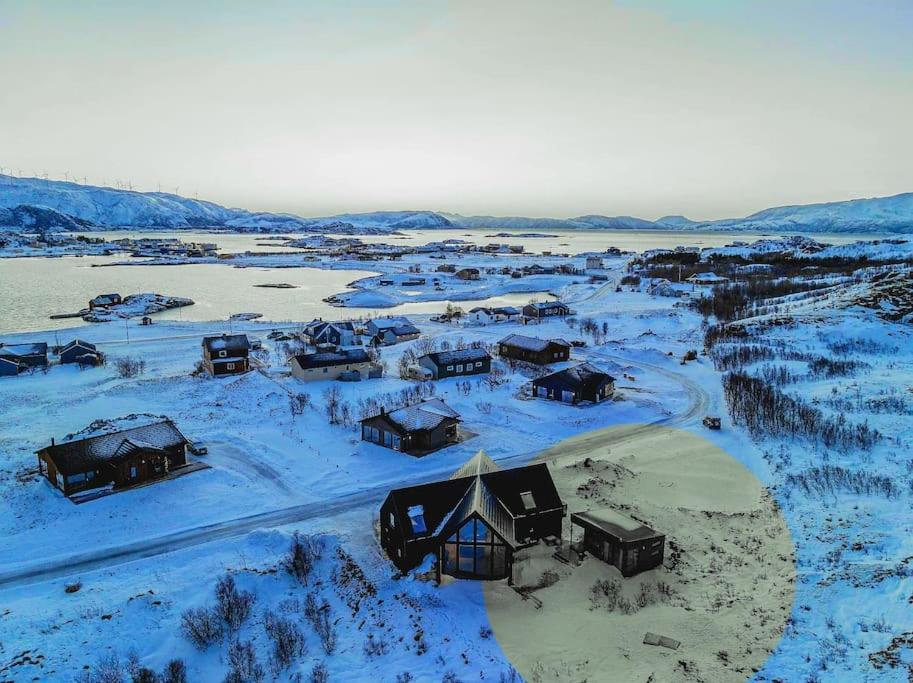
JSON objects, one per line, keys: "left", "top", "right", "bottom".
{"left": 532, "top": 378, "right": 613, "bottom": 404}
{"left": 0, "top": 359, "right": 19, "bottom": 376}
{"left": 499, "top": 343, "right": 568, "bottom": 366}
{"left": 206, "top": 357, "right": 249, "bottom": 376}
{"left": 361, "top": 416, "right": 458, "bottom": 455}
{"left": 581, "top": 527, "right": 665, "bottom": 577}
{"left": 291, "top": 360, "right": 374, "bottom": 381}
{"left": 514, "top": 507, "right": 565, "bottom": 545}
{"left": 419, "top": 355, "right": 490, "bottom": 380}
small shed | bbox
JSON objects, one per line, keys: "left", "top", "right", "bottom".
{"left": 570, "top": 509, "right": 664, "bottom": 577}
{"left": 59, "top": 339, "right": 100, "bottom": 366}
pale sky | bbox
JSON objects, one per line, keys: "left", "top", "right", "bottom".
{"left": 1, "top": 0, "right": 911, "bottom": 220}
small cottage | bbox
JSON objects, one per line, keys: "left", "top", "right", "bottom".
{"left": 585, "top": 256, "right": 604, "bottom": 270}
{"left": 379, "top": 451, "right": 565, "bottom": 582}
{"left": 36, "top": 419, "right": 190, "bottom": 497}
{"left": 290, "top": 348, "right": 379, "bottom": 381}
{"left": 201, "top": 333, "right": 251, "bottom": 376}
{"left": 522, "top": 301, "right": 571, "bottom": 320}
{"left": 367, "top": 317, "right": 421, "bottom": 346}
{"left": 0, "top": 342, "right": 49, "bottom": 369}
{"left": 686, "top": 272, "right": 730, "bottom": 287}
{"left": 304, "top": 320, "right": 360, "bottom": 347}
{"left": 361, "top": 398, "right": 461, "bottom": 456}
{"left": 59, "top": 339, "right": 101, "bottom": 366}
{"left": 89, "top": 293, "right": 122, "bottom": 310}
{"left": 570, "top": 509, "right": 664, "bottom": 577}
{"left": 532, "top": 363, "right": 615, "bottom": 404}
{"left": 498, "top": 334, "right": 571, "bottom": 365}
{"left": 465, "top": 306, "right": 520, "bottom": 325}
{"left": 418, "top": 347, "right": 491, "bottom": 380}
{"left": 455, "top": 267, "right": 481, "bottom": 281}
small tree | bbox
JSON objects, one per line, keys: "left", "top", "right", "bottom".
{"left": 181, "top": 606, "right": 224, "bottom": 649}
{"left": 215, "top": 575, "right": 255, "bottom": 632}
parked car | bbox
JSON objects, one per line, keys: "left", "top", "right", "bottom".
{"left": 702, "top": 416, "right": 721, "bottom": 430}
{"left": 188, "top": 440, "right": 208, "bottom": 455}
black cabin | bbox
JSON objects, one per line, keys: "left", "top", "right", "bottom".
{"left": 201, "top": 334, "right": 251, "bottom": 376}
{"left": 498, "top": 334, "right": 571, "bottom": 366}
{"left": 571, "top": 509, "right": 665, "bottom": 577}
{"left": 532, "top": 362, "right": 615, "bottom": 404}
{"left": 36, "top": 419, "right": 190, "bottom": 497}
{"left": 418, "top": 347, "right": 491, "bottom": 380}
{"left": 522, "top": 301, "right": 570, "bottom": 320}
{"left": 59, "top": 339, "right": 100, "bottom": 366}
{"left": 361, "top": 398, "right": 461, "bottom": 456}
{"left": 379, "top": 451, "right": 566, "bottom": 582}
{"left": 0, "top": 342, "right": 49, "bottom": 369}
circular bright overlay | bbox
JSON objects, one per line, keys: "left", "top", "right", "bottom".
{"left": 483, "top": 425, "right": 796, "bottom": 682}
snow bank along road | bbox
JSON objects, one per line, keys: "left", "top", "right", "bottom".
{"left": 0, "top": 352, "right": 709, "bottom": 591}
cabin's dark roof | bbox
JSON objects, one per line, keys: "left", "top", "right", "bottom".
{"left": 61, "top": 339, "right": 97, "bottom": 353}
{"left": 421, "top": 347, "right": 490, "bottom": 367}
{"left": 499, "top": 334, "right": 570, "bottom": 353}
{"left": 310, "top": 321, "right": 356, "bottom": 336}
{"left": 385, "top": 454, "right": 563, "bottom": 545}
{"left": 571, "top": 509, "right": 661, "bottom": 543}
{"left": 294, "top": 349, "right": 371, "bottom": 369}
{"left": 90, "top": 293, "right": 120, "bottom": 304}
{"left": 202, "top": 334, "right": 250, "bottom": 355}
{"left": 526, "top": 301, "right": 567, "bottom": 312}
{"left": 0, "top": 342, "right": 48, "bottom": 358}
{"left": 38, "top": 419, "right": 189, "bottom": 475}
{"left": 370, "top": 317, "right": 420, "bottom": 337}
{"left": 535, "top": 362, "right": 615, "bottom": 391}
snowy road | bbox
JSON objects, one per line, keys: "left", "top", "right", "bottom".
{"left": 0, "top": 353, "right": 709, "bottom": 591}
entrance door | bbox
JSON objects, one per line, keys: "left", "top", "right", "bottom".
{"left": 561, "top": 390, "right": 575, "bottom": 403}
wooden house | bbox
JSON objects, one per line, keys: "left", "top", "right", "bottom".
{"left": 379, "top": 451, "right": 565, "bottom": 582}
{"left": 36, "top": 419, "right": 190, "bottom": 497}
{"left": 367, "top": 317, "right": 421, "bottom": 346}
{"left": 455, "top": 267, "right": 481, "bottom": 281}
{"left": 0, "top": 342, "right": 49, "bottom": 369}
{"left": 686, "top": 272, "right": 730, "bottom": 287}
{"left": 522, "top": 301, "right": 571, "bottom": 320}
{"left": 290, "top": 348, "right": 379, "bottom": 381}
{"left": 201, "top": 333, "right": 251, "bottom": 376}
{"left": 59, "top": 339, "right": 100, "bottom": 366}
{"left": 570, "top": 509, "right": 664, "bottom": 577}
{"left": 89, "top": 293, "right": 122, "bottom": 310}
{"left": 304, "top": 320, "right": 360, "bottom": 347}
{"left": 498, "top": 334, "right": 571, "bottom": 365}
{"left": 361, "top": 398, "right": 461, "bottom": 456}
{"left": 418, "top": 347, "right": 491, "bottom": 380}
{"left": 532, "top": 363, "right": 615, "bottom": 404}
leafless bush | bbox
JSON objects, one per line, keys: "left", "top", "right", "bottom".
{"left": 442, "top": 672, "right": 461, "bottom": 683}
{"left": 115, "top": 356, "right": 146, "bottom": 378}
{"left": 215, "top": 575, "right": 256, "bottom": 632}
{"left": 363, "top": 633, "right": 390, "bottom": 658}
{"left": 263, "top": 609, "right": 306, "bottom": 673}
{"left": 476, "top": 401, "right": 493, "bottom": 415}
{"left": 77, "top": 654, "right": 125, "bottom": 683}
{"left": 589, "top": 578, "right": 620, "bottom": 610}
{"left": 224, "top": 640, "right": 265, "bottom": 683}
{"left": 289, "top": 393, "right": 311, "bottom": 417}
{"left": 284, "top": 533, "right": 322, "bottom": 585}
{"left": 310, "top": 662, "right": 329, "bottom": 683}
{"left": 500, "top": 667, "right": 520, "bottom": 683}
{"left": 162, "top": 661, "right": 187, "bottom": 683}
{"left": 484, "top": 366, "right": 508, "bottom": 389}
{"left": 181, "top": 606, "right": 224, "bottom": 649}
{"left": 396, "top": 674, "right": 414, "bottom": 683}
{"left": 304, "top": 592, "right": 337, "bottom": 654}
{"left": 785, "top": 465, "right": 900, "bottom": 499}
{"left": 323, "top": 386, "right": 342, "bottom": 424}
{"left": 131, "top": 668, "right": 158, "bottom": 683}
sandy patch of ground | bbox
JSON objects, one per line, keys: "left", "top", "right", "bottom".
{"left": 484, "top": 425, "right": 796, "bottom": 682}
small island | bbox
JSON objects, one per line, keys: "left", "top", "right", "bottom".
{"left": 51, "top": 292, "right": 195, "bottom": 323}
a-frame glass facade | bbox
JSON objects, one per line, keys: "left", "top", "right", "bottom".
{"left": 441, "top": 515, "right": 511, "bottom": 579}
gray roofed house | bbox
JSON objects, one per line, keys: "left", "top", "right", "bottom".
{"left": 498, "top": 334, "right": 571, "bottom": 365}
{"left": 36, "top": 419, "right": 191, "bottom": 497}
{"left": 367, "top": 317, "right": 421, "bottom": 346}
{"left": 290, "top": 348, "right": 380, "bottom": 381}
{"left": 522, "top": 301, "right": 571, "bottom": 320}
{"left": 418, "top": 347, "right": 491, "bottom": 380}
{"left": 89, "top": 293, "right": 122, "bottom": 309}
{"left": 532, "top": 362, "right": 615, "bottom": 404}
{"left": 0, "top": 342, "right": 49, "bottom": 368}
{"left": 361, "top": 398, "right": 461, "bottom": 455}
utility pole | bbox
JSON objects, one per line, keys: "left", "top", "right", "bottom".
{"left": 124, "top": 318, "right": 130, "bottom": 344}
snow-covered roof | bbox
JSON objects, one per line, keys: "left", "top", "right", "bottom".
{"left": 536, "top": 362, "right": 616, "bottom": 392}
{"left": 451, "top": 450, "right": 501, "bottom": 480}
{"left": 202, "top": 334, "right": 250, "bottom": 355}
{"left": 294, "top": 349, "right": 371, "bottom": 369}
{"left": 687, "top": 272, "right": 729, "bottom": 283}
{"left": 499, "top": 334, "right": 570, "bottom": 352}
{"left": 0, "top": 342, "right": 48, "bottom": 357}
{"left": 572, "top": 508, "right": 661, "bottom": 543}
{"left": 421, "top": 347, "right": 490, "bottom": 367}
{"left": 40, "top": 419, "right": 189, "bottom": 474}
{"left": 61, "top": 339, "right": 97, "bottom": 353}
{"left": 370, "top": 316, "right": 413, "bottom": 330}
{"left": 381, "top": 398, "right": 461, "bottom": 432}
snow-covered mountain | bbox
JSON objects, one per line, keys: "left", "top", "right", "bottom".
{"left": 1, "top": 174, "right": 911, "bottom": 234}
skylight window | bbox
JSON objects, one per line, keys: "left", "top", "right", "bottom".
{"left": 520, "top": 491, "right": 536, "bottom": 511}
{"left": 407, "top": 505, "right": 427, "bottom": 534}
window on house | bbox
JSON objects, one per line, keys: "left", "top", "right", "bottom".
{"left": 520, "top": 491, "right": 536, "bottom": 511}
{"left": 407, "top": 505, "right": 427, "bottom": 534}
{"left": 226, "top": 363, "right": 235, "bottom": 371}
{"left": 456, "top": 364, "right": 463, "bottom": 372}
{"left": 475, "top": 361, "right": 482, "bottom": 367}
{"left": 219, "top": 350, "right": 227, "bottom": 358}
{"left": 447, "top": 365, "right": 454, "bottom": 371}
{"left": 389, "top": 512, "right": 395, "bottom": 528}
{"left": 323, "top": 367, "right": 328, "bottom": 373}
{"left": 129, "top": 466, "right": 138, "bottom": 479}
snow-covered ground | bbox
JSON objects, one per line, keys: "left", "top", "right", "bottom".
{"left": 0, "top": 236, "right": 912, "bottom": 681}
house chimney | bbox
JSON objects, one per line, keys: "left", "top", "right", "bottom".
{"left": 51, "top": 437, "right": 55, "bottom": 446}
{"left": 380, "top": 407, "right": 385, "bottom": 415}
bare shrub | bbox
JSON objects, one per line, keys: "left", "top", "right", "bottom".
{"left": 215, "top": 575, "right": 255, "bottom": 632}
{"left": 131, "top": 668, "right": 159, "bottom": 683}
{"left": 304, "top": 592, "right": 337, "bottom": 654}
{"left": 115, "top": 357, "right": 146, "bottom": 378}
{"left": 284, "top": 533, "right": 322, "bottom": 585}
{"left": 363, "top": 633, "right": 390, "bottom": 658}
{"left": 77, "top": 654, "right": 126, "bottom": 683}
{"left": 181, "top": 606, "right": 224, "bottom": 649}
{"left": 263, "top": 609, "right": 306, "bottom": 673}
{"left": 589, "top": 578, "right": 620, "bottom": 610}
{"left": 310, "top": 662, "right": 329, "bottom": 683}
{"left": 224, "top": 640, "right": 265, "bottom": 683}
{"left": 786, "top": 465, "right": 900, "bottom": 499}
{"left": 162, "top": 660, "right": 187, "bottom": 683}
{"left": 290, "top": 393, "right": 311, "bottom": 417}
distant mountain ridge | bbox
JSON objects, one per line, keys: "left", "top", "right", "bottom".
{"left": 0, "top": 174, "right": 910, "bottom": 234}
